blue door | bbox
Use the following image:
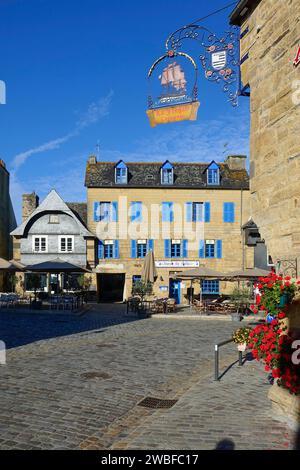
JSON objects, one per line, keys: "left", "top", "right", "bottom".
{"left": 169, "top": 280, "right": 181, "bottom": 304}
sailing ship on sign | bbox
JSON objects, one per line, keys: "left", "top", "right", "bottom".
{"left": 159, "top": 62, "right": 187, "bottom": 98}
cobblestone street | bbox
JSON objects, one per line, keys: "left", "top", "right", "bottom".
{"left": 0, "top": 305, "right": 296, "bottom": 450}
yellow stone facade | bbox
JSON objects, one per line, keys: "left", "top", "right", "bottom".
{"left": 232, "top": 0, "right": 300, "bottom": 270}
{"left": 86, "top": 185, "right": 253, "bottom": 303}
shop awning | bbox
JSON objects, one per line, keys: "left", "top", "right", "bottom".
{"left": 25, "top": 258, "right": 91, "bottom": 273}
{"left": 172, "top": 266, "right": 225, "bottom": 280}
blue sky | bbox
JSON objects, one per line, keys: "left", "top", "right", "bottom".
{"left": 0, "top": 0, "right": 250, "bottom": 222}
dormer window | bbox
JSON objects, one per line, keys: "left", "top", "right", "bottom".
{"left": 115, "top": 160, "right": 128, "bottom": 184}
{"left": 207, "top": 162, "right": 220, "bottom": 185}
{"left": 161, "top": 161, "right": 174, "bottom": 185}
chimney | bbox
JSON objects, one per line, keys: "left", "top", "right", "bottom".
{"left": 225, "top": 155, "right": 247, "bottom": 171}
{"left": 88, "top": 155, "right": 97, "bottom": 165}
{"left": 22, "top": 192, "right": 39, "bottom": 222}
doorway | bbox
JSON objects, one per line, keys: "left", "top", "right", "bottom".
{"left": 169, "top": 279, "right": 181, "bottom": 304}
{"left": 97, "top": 273, "right": 125, "bottom": 302}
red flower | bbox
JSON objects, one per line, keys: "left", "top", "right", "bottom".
{"left": 284, "top": 276, "right": 291, "bottom": 281}
{"left": 272, "top": 368, "right": 281, "bottom": 378}
{"left": 278, "top": 312, "right": 286, "bottom": 319}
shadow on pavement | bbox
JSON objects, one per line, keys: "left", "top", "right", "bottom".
{"left": 0, "top": 303, "right": 145, "bottom": 349}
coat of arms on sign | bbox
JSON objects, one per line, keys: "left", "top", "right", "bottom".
{"left": 294, "top": 45, "right": 300, "bottom": 67}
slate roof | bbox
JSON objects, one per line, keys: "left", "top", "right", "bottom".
{"left": 85, "top": 161, "right": 249, "bottom": 190}
{"left": 66, "top": 202, "right": 87, "bottom": 227}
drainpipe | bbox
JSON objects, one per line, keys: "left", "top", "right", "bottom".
{"left": 241, "top": 187, "right": 245, "bottom": 270}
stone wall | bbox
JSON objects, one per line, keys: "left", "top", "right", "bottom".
{"left": 239, "top": 0, "right": 300, "bottom": 269}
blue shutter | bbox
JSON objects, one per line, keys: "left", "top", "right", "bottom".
{"left": 130, "top": 202, "right": 135, "bottom": 222}
{"left": 182, "top": 240, "right": 188, "bottom": 258}
{"left": 162, "top": 202, "right": 169, "bottom": 222}
{"left": 186, "top": 202, "right": 193, "bottom": 222}
{"left": 162, "top": 202, "right": 173, "bottom": 222}
{"left": 94, "top": 202, "right": 100, "bottom": 222}
{"left": 148, "top": 239, "right": 154, "bottom": 252}
{"left": 131, "top": 202, "right": 142, "bottom": 222}
{"left": 136, "top": 202, "right": 142, "bottom": 222}
{"left": 199, "top": 240, "right": 205, "bottom": 258}
{"left": 169, "top": 202, "right": 174, "bottom": 222}
{"left": 204, "top": 202, "right": 210, "bottom": 222}
{"left": 230, "top": 203, "right": 235, "bottom": 222}
{"left": 223, "top": 203, "right": 228, "bottom": 222}
{"left": 131, "top": 240, "right": 137, "bottom": 258}
{"left": 113, "top": 240, "right": 119, "bottom": 258}
{"left": 164, "top": 239, "right": 171, "bottom": 258}
{"left": 112, "top": 201, "right": 118, "bottom": 222}
{"left": 216, "top": 240, "right": 222, "bottom": 259}
{"left": 98, "top": 240, "right": 104, "bottom": 259}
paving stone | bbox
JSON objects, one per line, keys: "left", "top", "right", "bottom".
{"left": 0, "top": 305, "right": 297, "bottom": 449}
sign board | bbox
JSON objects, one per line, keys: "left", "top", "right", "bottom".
{"left": 146, "top": 101, "right": 199, "bottom": 128}
{"left": 159, "top": 286, "right": 169, "bottom": 292}
{"left": 211, "top": 50, "right": 227, "bottom": 70}
{"left": 155, "top": 260, "right": 200, "bottom": 268}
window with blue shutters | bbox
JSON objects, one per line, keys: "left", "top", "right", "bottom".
{"left": 131, "top": 240, "right": 137, "bottom": 258}
{"left": 115, "top": 160, "right": 127, "bottom": 184}
{"left": 171, "top": 241, "right": 181, "bottom": 258}
{"left": 203, "top": 239, "right": 222, "bottom": 258}
{"left": 223, "top": 202, "right": 235, "bottom": 223}
{"left": 104, "top": 243, "right": 114, "bottom": 259}
{"left": 137, "top": 241, "right": 147, "bottom": 258}
{"left": 162, "top": 202, "right": 174, "bottom": 222}
{"left": 182, "top": 239, "right": 188, "bottom": 257}
{"left": 113, "top": 240, "right": 119, "bottom": 258}
{"left": 206, "top": 161, "right": 220, "bottom": 185}
{"left": 98, "top": 240, "right": 104, "bottom": 259}
{"left": 192, "top": 202, "right": 203, "bottom": 222}
{"left": 161, "top": 161, "right": 174, "bottom": 184}
{"left": 205, "top": 240, "right": 215, "bottom": 258}
{"left": 130, "top": 202, "right": 142, "bottom": 222}
{"left": 94, "top": 201, "right": 118, "bottom": 222}
{"left": 201, "top": 280, "right": 220, "bottom": 294}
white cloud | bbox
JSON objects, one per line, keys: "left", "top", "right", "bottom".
{"left": 101, "top": 107, "right": 250, "bottom": 164}
{"left": 11, "top": 90, "right": 114, "bottom": 172}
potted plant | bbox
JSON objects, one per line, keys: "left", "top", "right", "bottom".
{"left": 131, "top": 280, "right": 153, "bottom": 315}
{"left": 230, "top": 286, "right": 252, "bottom": 321}
{"left": 27, "top": 274, "right": 43, "bottom": 309}
{"left": 232, "top": 327, "right": 252, "bottom": 351}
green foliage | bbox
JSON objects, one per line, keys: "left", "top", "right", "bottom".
{"left": 131, "top": 280, "right": 153, "bottom": 300}
{"left": 230, "top": 286, "right": 252, "bottom": 306}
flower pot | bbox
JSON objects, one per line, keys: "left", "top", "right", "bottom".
{"left": 237, "top": 343, "right": 247, "bottom": 352}
{"left": 278, "top": 293, "right": 289, "bottom": 308}
{"left": 266, "top": 313, "right": 275, "bottom": 323}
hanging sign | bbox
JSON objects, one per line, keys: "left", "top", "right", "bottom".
{"left": 147, "top": 50, "right": 200, "bottom": 126}
{"left": 147, "top": 101, "right": 199, "bottom": 127}
{"left": 294, "top": 45, "right": 300, "bottom": 67}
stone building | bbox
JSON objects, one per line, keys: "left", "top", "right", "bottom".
{"left": 0, "top": 159, "right": 16, "bottom": 290}
{"left": 11, "top": 189, "right": 94, "bottom": 294}
{"left": 230, "top": 0, "right": 300, "bottom": 276}
{"left": 84, "top": 154, "right": 260, "bottom": 303}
